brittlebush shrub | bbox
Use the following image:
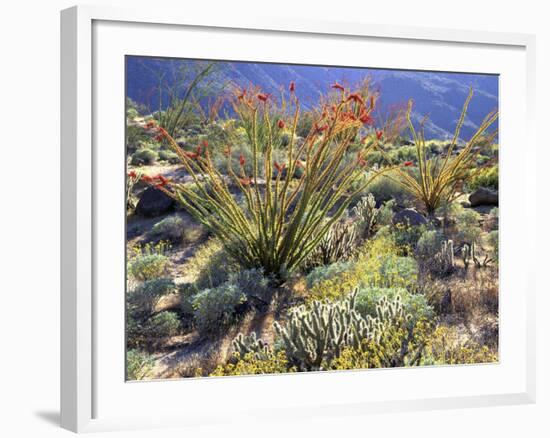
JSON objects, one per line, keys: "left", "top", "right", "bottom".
{"left": 307, "top": 233, "right": 418, "bottom": 302}
{"left": 421, "top": 326, "right": 497, "bottom": 365}
{"left": 131, "top": 148, "right": 158, "bottom": 165}
{"left": 210, "top": 351, "right": 294, "bottom": 376}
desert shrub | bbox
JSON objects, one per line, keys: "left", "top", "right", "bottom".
{"left": 183, "top": 238, "right": 237, "bottom": 289}
{"left": 158, "top": 149, "right": 180, "bottom": 163}
{"left": 488, "top": 230, "right": 499, "bottom": 259}
{"left": 422, "top": 325, "right": 497, "bottom": 365}
{"left": 307, "top": 233, "right": 418, "bottom": 302}
{"left": 126, "top": 125, "right": 148, "bottom": 152}
{"left": 131, "top": 148, "right": 158, "bottom": 165}
{"left": 393, "top": 223, "right": 429, "bottom": 253}
{"left": 143, "top": 311, "right": 181, "bottom": 340}
{"left": 126, "top": 107, "right": 139, "bottom": 120}
{"left": 354, "top": 287, "right": 434, "bottom": 327}
{"left": 228, "top": 268, "right": 273, "bottom": 302}
{"left": 128, "top": 254, "right": 170, "bottom": 281}
{"left": 416, "top": 230, "right": 455, "bottom": 276}
{"left": 455, "top": 208, "right": 482, "bottom": 244}
{"left": 150, "top": 216, "right": 185, "bottom": 243}
{"left": 468, "top": 165, "right": 498, "bottom": 191}
{"left": 416, "top": 229, "right": 444, "bottom": 259}
{"left": 210, "top": 351, "right": 294, "bottom": 376}
{"left": 192, "top": 283, "right": 247, "bottom": 333}
{"left": 306, "top": 261, "right": 353, "bottom": 289}
{"left": 352, "top": 193, "right": 377, "bottom": 238}
{"left": 126, "top": 349, "right": 155, "bottom": 380}
{"left": 365, "top": 171, "right": 409, "bottom": 205}
{"left": 376, "top": 200, "right": 395, "bottom": 227}
{"left": 128, "top": 277, "right": 177, "bottom": 316}
{"left": 485, "top": 207, "right": 499, "bottom": 231}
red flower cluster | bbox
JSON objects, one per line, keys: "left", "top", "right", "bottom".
{"left": 145, "top": 120, "right": 157, "bottom": 129}
{"left": 357, "top": 152, "right": 368, "bottom": 167}
{"left": 141, "top": 174, "right": 171, "bottom": 188}
{"left": 239, "top": 177, "right": 252, "bottom": 186}
{"left": 128, "top": 170, "right": 137, "bottom": 179}
{"left": 277, "top": 119, "right": 285, "bottom": 129}
{"left": 347, "top": 93, "right": 365, "bottom": 105}
{"left": 239, "top": 154, "right": 246, "bottom": 166}
{"left": 314, "top": 123, "right": 329, "bottom": 134}
{"left": 257, "top": 93, "right": 269, "bottom": 102}
{"left": 289, "top": 81, "right": 295, "bottom": 93}
{"left": 403, "top": 161, "right": 413, "bottom": 167}
{"left": 331, "top": 83, "right": 345, "bottom": 92}
{"left": 154, "top": 127, "right": 169, "bottom": 142}
{"left": 359, "top": 112, "right": 374, "bottom": 125}
{"left": 376, "top": 130, "right": 383, "bottom": 140}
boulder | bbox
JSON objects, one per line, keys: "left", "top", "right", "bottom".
{"left": 392, "top": 208, "right": 428, "bottom": 227}
{"left": 135, "top": 186, "right": 175, "bottom": 217}
{"left": 469, "top": 188, "right": 498, "bottom": 207}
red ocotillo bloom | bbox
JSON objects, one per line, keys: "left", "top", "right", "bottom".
{"left": 239, "top": 154, "right": 246, "bottom": 167}
{"left": 145, "top": 120, "right": 156, "bottom": 129}
{"left": 185, "top": 151, "right": 199, "bottom": 160}
{"left": 403, "top": 161, "right": 414, "bottom": 167}
{"left": 239, "top": 177, "right": 252, "bottom": 186}
{"left": 347, "top": 93, "right": 365, "bottom": 105}
{"left": 274, "top": 161, "right": 286, "bottom": 174}
{"left": 359, "top": 112, "right": 374, "bottom": 125}
{"left": 155, "top": 174, "right": 170, "bottom": 188}
{"left": 376, "top": 130, "right": 383, "bottom": 140}
{"left": 289, "top": 81, "right": 295, "bottom": 93}
{"left": 277, "top": 119, "right": 285, "bottom": 129}
{"left": 128, "top": 170, "right": 137, "bottom": 179}
{"left": 257, "top": 93, "right": 269, "bottom": 102}
{"left": 141, "top": 175, "right": 153, "bottom": 183}
{"left": 331, "top": 83, "right": 345, "bottom": 92}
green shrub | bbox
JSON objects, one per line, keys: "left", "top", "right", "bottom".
{"left": 228, "top": 268, "right": 273, "bottom": 301}
{"left": 192, "top": 283, "right": 246, "bottom": 333}
{"left": 183, "top": 238, "right": 237, "bottom": 289}
{"left": 158, "top": 149, "right": 180, "bottom": 163}
{"left": 365, "top": 171, "right": 409, "bottom": 204}
{"left": 143, "top": 311, "right": 181, "bottom": 340}
{"left": 126, "top": 349, "right": 155, "bottom": 380}
{"left": 416, "top": 229, "right": 444, "bottom": 259}
{"left": 150, "top": 216, "right": 185, "bottom": 243}
{"left": 455, "top": 208, "right": 482, "bottom": 244}
{"left": 393, "top": 223, "right": 429, "bottom": 252}
{"left": 376, "top": 200, "right": 396, "bottom": 227}
{"left": 128, "top": 277, "right": 176, "bottom": 316}
{"left": 354, "top": 287, "right": 434, "bottom": 327}
{"left": 128, "top": 254, "right": 170, "bottom": 281}
{"left": 306, "top": 261, "right": 353, "bottom": 289}
{"left": 131, "top": 148, "right": 158, "bottom": 165}
{"left": 488, "top": 230, "right": 499, "bottom": 259}
{"left": 468, "top": 165, "right": 498, "bottom": 191}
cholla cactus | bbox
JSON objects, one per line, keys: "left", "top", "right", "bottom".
{"left": 461, "top": 242, "right": 492, "bottom": 270}
{"left": 141, "top": 83, "right": 392, "bottom": 281}
{"left": 273, "top": 292, "right": 412, "bottom": 371}
{"left": 352, "top": 193, "right": 378, "bottom": 238}
{"left": 308, "top": 220, "right": 358, "bottom": 267}
{"left": 232, "top": 332, "right": 271, "bottom": 361}
{"left": 433, "top": 239, "right": 455, "bottom": 275}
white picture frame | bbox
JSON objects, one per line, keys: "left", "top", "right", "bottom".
{"left": 60, "top": 4, "right": 537, "bottom": 433}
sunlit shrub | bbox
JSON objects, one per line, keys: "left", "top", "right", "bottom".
{"left": 228, "top": 268, "right": 273, "bottom": 302}
{"left": 422, "top": 325, "right": 497, "bottom": 365}
{"left": 192, "top": 283, "right": 246, "bottom": 333}
{"left": 158, "top": 149, "right": 180, "bottom": 163}
{"left": 150, "top": 216, "right": 185, "bottom": 243}
{"left": 126, "top": 349, "right": 155, "bottom": 380}
{"left": 468, "top": 165, "right": 498, "bottom": 191}
{"left": 306, "top": 261, "right": 353, "bottom": 289}
{"left": 455, "top": 208, "right": 482, "bottom": 244}
{"left": 210, "top": 351, "right": 294, "bottom": 376}
{"left": 128, "top": 254, "right": 170, "bottom": 281}
{"left": 488, "top": 230, "right": 499, "bottom": 259}
{"left": 144, "top": 311, "right": 181, "bottom": 340}
{"left": 128, "top": 277, "right": 176, "bottom": 316}
{"left": 131, "top": 148, "right": 158, "bottom": 165}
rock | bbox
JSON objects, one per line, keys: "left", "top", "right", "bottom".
{"left": 392, "top": 208, "right": 428, "bottom": 227}
{"left": 460, "top": 200, "right": 472, "bottom": 208}
{"left": 135, "top": 186, "right": 175, "bottom": 217}
{"left": 469, "top": 188, "right": 498, "bottom": 207}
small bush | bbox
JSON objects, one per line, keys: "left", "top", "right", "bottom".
{"left": 455, "top": 208, "right": 482, "bottom": 244}
{"left": 488, "top": 230, "right": 499, "bottom": 259}
{"left": 422, "top": 325, "right": 497, "bottom": 365}
{"left": 131, "top": 148, "right": 158, "bottom": 165}
{"left": 416, "top": 229, "right": 444, "bottom": 259}
{"left": 306, "top": 261, "right": 353, "bottom": 289}
{"left": 150, "top": 216, "right": 185, "bottom": 243}
{"left": 468, "top": 166, "right": 498, "bottom": 191}
{"left": 393, "top": 223, "right": 429, "bottom": 253}
{"left": 128, "top": 277, "right": 176, "bottom": 316}
{"left": 485, "top": 207, "right": 499, "bottom": 231}
{"left": 192, "top": 283, "right": 246, "bottom": 333}
{"left": 128, "top": 254, "right": 170, "bottom": 281}
{"left": 228, "top": 268, "right": 274, "bottom": 302}
{"left": 158, "top": 149, "right": 180, "bottom": 163}
{"left": 143, "top": 311, "right": 181, "bottom": 340}
{"left": 126, "top": 349, "right": 155, "bottom": 380}
{"left": 366, "top": 171, "right": 410, "bottom": 205}
{"left": 183, "top": 238, "right": 237, "bottom": 289}
{"left": 210, "top": 351, "right": 294, "bottom": 376}
{"left": 376, "top": 200, "right": 396, "bottom": 227}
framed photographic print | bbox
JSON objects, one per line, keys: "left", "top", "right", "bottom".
{"left": 61, "top": 5, "right": 536, "bottom": 433}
